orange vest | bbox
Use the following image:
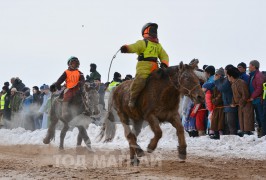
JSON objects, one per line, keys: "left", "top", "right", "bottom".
{"left": 65, "top": 70, "right": 80, "bottom": 88}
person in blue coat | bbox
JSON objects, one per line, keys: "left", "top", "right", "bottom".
{"left": 237, "top": 62, "right": 249, "bottom": 84}
{"left": 214, "top": 65, "right": 238, "bottom": 135}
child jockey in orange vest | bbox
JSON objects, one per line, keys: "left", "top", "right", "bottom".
{"left": 50, "top": 56, "right": 85, "bottom": 120}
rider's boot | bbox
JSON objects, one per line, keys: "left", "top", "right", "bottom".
{"left": 128, "top": 76, "right": 147, "bottom": 109}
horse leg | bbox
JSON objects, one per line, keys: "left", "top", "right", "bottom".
{"left": 147, "top": 115, "right": 162, "bottom": 153}
{"left": 118, "top": 112, "right": 139, "bottom": 166}
{"left": 43, "top": 114, "right": 58, "bottom": 144}
{"left": 77, "top": 126, "right": 92, "bottom": 151}
{"left": 169, "top": 115, "right": 187, "bottom": 160}
{"left": 132, "top": 120, "right": 143, "bottom": 137}
{"left": 77, "top": 132, "right": 82, "bottom": 146}
{"left": 132, "top": 120, "right": 144, "bottom": 157}
{"left": 59, "top": 122, "right": 69, "bottom": 149}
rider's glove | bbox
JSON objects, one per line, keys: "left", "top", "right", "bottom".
{"left": 120, "top": 45, "right": 128, "bottom": 53}
{"left": 160, "top": 63, "right": 168, "bottom": 69}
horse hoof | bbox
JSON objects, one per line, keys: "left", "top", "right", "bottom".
{"left": 147, "top": 144, "right": 155, "bottom": 153}
{"left": 59, "top": 146, "right": 64, "bottom": 151}
{"left": 43, "top": 138, "right": 50, "bottom": 144}
{"left": 178, "top": 153, "right": 187, "bottom": 160}
{"left": 147, "top": 148, "right": 154, "bottom": 153}
{"left": 178, "top": 146, "right": 187, "bottom": 160}
{"left": 130, "top": 157, "right": 140, "bottom": 166}
{"left": 86, "top": 145, "right": 95, "bottom": 152}
{"left": 136, "top": 148, "right": 145, "bottom": 157}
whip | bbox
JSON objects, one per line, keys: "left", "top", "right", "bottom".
{"left": 107, "top": 49, "right": 120, "bottom": 82}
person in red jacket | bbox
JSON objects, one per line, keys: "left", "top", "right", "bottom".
{"left": 248, "top": 60, "right": 265, "bottom": 137}
{"left": 50, "top": 57, "right": 85, "bottom": 121}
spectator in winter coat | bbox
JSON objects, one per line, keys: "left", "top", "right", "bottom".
{"left": 204, "top": 65, "right": 215, "bottom": 84}
{"left": 86, "top": 63, "right": 101, "bottom": 82}
{"left": 263, "top": 82, "right": 266, "bottom": 136}
{"left": 4, "top": 82, "right": 10, "bottom": 89}
{"left": 107, "top": 72, "right": 122, "bottom": 91}
{"left": 188, "top": 59, "right": 207, "bottom": 135}
{"left": 181, "top": 96, "right": 195, "bottom": 133}
{"left": 122, "top": 74, "right": 133, "bottom": 82}
{"left": 39, "top": 84, "right": 51, "bottom": 129}
{"left": 214, "top": 65, "right": 238, "bottom": 135}
{"left": 10, "top": 88, "right": 22, "bottom": 120}
{"left": 21, "top": 87, "right": 34, "bottom": 130}
{"left": 248, "top": 60, "right": 265, "bottom": 137}
{"left": 10, "top": 77, "right": 26, "bottom": 92}
{"left": 32, "top": 86, "right": 43, "bottom": 129}
{"left": 0, "top": 86, "right": 11, "bottom": 128}
{"left": 227, "top": 67, "right": 254, "bottom": 135}
{"left": 237, "top": 62, "right": 249, "bottom": 84}
{"left": 202, "top": 75, "right": 224, "bottom": 140}
{"left": 202, "top": 65, "right": 216, "bottom": 135}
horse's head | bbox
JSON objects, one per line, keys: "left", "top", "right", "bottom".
{"left": 176, "top": 61, "right": 205, "bottom": 104}
{"left": 82, "top": 82, "right": 100, "bottom": 116}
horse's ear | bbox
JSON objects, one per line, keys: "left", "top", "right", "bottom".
{"left": 189, "top": 58, "right": 199, "bottom": 69}
{"left": 179, "top": 61, "right": 184, "bottom": 71}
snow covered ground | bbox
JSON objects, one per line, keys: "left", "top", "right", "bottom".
{"left": 0, "top": 123, "right": 265, "bottom": 160}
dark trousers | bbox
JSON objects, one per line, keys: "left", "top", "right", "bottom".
{"left": 262, "top": 101, "right": 266, "bottom": 136}
{"left": 254, "top": 103, "right": 265, "bottom": 136}
{"left": 224, "top": 111, "right": 238, "bottom": 135}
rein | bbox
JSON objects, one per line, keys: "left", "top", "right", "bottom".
{"left": 168, "top": 70, "right": 200, "bottom": 96}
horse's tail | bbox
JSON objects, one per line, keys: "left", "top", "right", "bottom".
{"left": 97, "top": 89, "right": 116, "bottom": 142}
{"left": 43, "top": 95, "right": 60, "bottom": 144}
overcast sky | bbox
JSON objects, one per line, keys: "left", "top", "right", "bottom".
{"left": 1, "top": 0, "right": 265, "bottom": 88}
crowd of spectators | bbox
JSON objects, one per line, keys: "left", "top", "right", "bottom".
{"left": 0, "top": 64, "right": 132, "bottom": 131}
{"left": 183, "top": 59, "right": 266, "bottom": 139}
{"left": 2, "top": 60, "right": 265, "bottom": 140}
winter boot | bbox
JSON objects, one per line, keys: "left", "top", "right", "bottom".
{"left": 210, "top": 131, "right": 220, "bottom": 140}
{"left": 198, "top": 130, "right": 206, "bottom": 136}
{"left": 244, "top": 131, "right": 253, "bottom": 135}
{"left": 257, "top": 127, "right": 262, "bottom": 138}
{"left": 237, "top": 130, "right": 244, "bottom": 137}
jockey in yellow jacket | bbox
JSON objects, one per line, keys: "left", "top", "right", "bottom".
{"left": 120, "top": 22, "right": 169, "bottom": 108}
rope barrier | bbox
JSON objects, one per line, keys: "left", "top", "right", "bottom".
{"left": 197, "top": 104, "right": 239, "bottom": 111}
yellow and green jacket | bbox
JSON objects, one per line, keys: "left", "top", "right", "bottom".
{"left": 125, "top": 39, "right": 169, "bottom": 78}
{"left": 0, "top": 93, "right": 6, "bottom": 110}
{"left": 108, "top": 81, "right": 121, "bottom": 91}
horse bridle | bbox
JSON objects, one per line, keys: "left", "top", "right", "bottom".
{"left": 168, "top": 70, "right": 201, "bottom": 96}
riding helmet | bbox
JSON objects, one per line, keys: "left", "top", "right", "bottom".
{"left": 141, "top": 22, "right": 158, "bottom": 38}
{"left": 67, "top": 56, "right": 80, "bottom": 66}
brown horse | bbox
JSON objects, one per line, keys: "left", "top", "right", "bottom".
{"left": 98, "top": 62, "right": 205, "bottom": 165}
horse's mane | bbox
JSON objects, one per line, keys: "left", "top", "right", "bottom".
{"left": 148, "top": 65, "right": 179, "bottom": 81}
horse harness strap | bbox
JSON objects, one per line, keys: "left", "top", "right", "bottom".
{"left": 138, "top": 39, "right": 158, "bottom": 63}
{"left": 168, "top": 71, "right": 200, "bottom": 96}
{"left": 181, "top": 83, "right": 201, "bottom": 96}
